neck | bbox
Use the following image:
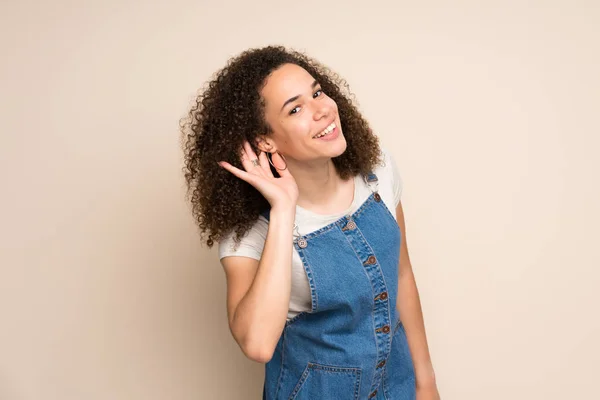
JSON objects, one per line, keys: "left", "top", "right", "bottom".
{"left": 287, "top": 157, "right": 345, "bottom": 210}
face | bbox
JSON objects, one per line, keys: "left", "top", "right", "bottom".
{"left": 259, "top": 63, "right": 346, "bottom": 162}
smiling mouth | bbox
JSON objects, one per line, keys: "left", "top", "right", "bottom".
{"left": 313, "top": 122, "right": 336, "bottom": 139}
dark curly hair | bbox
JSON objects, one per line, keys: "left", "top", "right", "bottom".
{"left": 180, "top": 45, "right": 382, "bottom": 247}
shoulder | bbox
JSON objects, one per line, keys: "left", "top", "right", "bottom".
{"left": 218, "top": 215, "right": 269, "bottom": 261}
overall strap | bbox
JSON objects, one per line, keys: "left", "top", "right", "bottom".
{"left": 362, "top": 172, "right": 379, "bottom": 193}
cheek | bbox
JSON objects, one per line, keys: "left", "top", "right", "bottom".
{"left": 329, "top": 98, "right": 339, "bottom": 112}
{"left": 280, "top": 117, "right": 312, "bottom": 137}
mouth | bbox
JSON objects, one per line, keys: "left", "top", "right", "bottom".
{"left": 313, "top": 121, "right": 337, "bottom": 139}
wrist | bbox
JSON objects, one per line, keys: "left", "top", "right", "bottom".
{"left": 270, "top": 204, "right": 296, "bottom": 215}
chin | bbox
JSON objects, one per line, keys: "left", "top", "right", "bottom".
{"left": 330, "top": 134, "right": 348, "bottom": 158}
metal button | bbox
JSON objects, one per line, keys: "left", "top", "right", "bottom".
{"left": 374, "top": 291, "right": 388, "bottom": 301}
{"left": 364, "top": 255, "right": 377, "bottom": 265}
{"left": 369, "top": 390, "right": 378, "bottom": 398}
{"left": 377, "top": 360, "right": 386, "bottom": 368}
{"left": 297, "top": 238, "right": 307, "bottom": 248}
{"left": 376, "top": 324, "right": 391, "bottom": 334}
{"left": 374, "top": 192, "right": 381, "bottom": 202}
{"left": 346, "top": 220, "right": 356, "bottom": 230}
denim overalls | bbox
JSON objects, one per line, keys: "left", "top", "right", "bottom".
{"left": 261, "top": 172, "right": 415, "bottom": 400}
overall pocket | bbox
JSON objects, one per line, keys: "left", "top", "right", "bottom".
{"left": 288, "top": 362, "right": 362, "bottom": 400}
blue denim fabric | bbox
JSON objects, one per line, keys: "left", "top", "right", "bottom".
{"left": 262, "top": 173, "right": 415, "bottom": 400}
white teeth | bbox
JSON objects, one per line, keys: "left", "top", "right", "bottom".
{"left": 314, "top": 122, "right": 336, "bottom": 138}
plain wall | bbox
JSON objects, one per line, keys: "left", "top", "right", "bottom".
{"left": 1, "top": 0, "right": 598, "bottom": 399}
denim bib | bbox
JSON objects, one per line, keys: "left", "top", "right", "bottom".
{"left": 261, "top": 173, "right": 415, "bottom": 400}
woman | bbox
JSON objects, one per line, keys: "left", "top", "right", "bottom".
{"left": 181, "top": 46, "right": 439, "bottom": 400}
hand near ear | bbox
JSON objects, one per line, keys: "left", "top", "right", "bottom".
{"left": 218, "top": 141, "right": 298, "bottom": 211}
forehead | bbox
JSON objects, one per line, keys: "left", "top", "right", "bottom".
{"left": 261, "top": 63, "right": 316, "bottom": 107}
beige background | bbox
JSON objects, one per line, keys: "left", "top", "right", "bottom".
{"left": 1, "top": 0, "right": 599, "bottom": 399}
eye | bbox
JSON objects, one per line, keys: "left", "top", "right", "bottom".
{"left": 289, "top": 106, "right": 301, "bottom": 115}
{"left": 313, "top": 89, "right": 323, "bottom": 98}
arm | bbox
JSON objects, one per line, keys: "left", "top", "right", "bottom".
{"left": 218, "top": 141, "right": 299, "bottom": 364}
{"left": 221, "top": 205, "right": 296, "bottom": 363}
{"left": 395, "top": 200, "right": 440, "bottom": 396}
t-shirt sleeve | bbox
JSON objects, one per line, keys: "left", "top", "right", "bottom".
{"left": 384, "top": 148, "right": 403, "bottom": 206}
{"left": 218, "top": 216, "right": 269, "bottom": 261}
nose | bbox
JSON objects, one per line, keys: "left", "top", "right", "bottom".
{"left": 312, "top": 99, "right": 330, "bottom": 121}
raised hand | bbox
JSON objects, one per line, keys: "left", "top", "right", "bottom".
{"left": 218, "top": 141, "right": 299, "bottom": 211}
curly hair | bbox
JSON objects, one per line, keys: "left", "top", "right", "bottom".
{"left": 180, "top": 45, "right": 382, "bottom": 247}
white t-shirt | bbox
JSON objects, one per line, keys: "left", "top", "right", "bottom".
{"left": 218, "top": 147, "right": 403, "bottom": 320}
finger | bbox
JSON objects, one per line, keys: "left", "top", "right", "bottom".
{"left": 239, "top": 144, "right": 255, "bottom": 172}
{"left": 258, "top": 150, "right": 272, "bottom": 176}
{"left": 242, "top": 141, "right": 262, "bottom": 173}
{"left": 243, "top": 140, "right": 258, "bottom": 160}
{"left": 240, "top": 141, "right": 261, "bottom": 172}
{"left": 272, "top": 152, "right": 292, "bottom": 177}
{"left": 219, "top": 161, "right": 258, "bottom": 184}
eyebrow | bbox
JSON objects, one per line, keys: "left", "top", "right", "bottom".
{"left": 280, "top": 80, "right": 320, "bottom": 112}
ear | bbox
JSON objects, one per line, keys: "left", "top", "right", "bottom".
{"left": 255, "top": 135, "right": 276, "bottom": 154}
